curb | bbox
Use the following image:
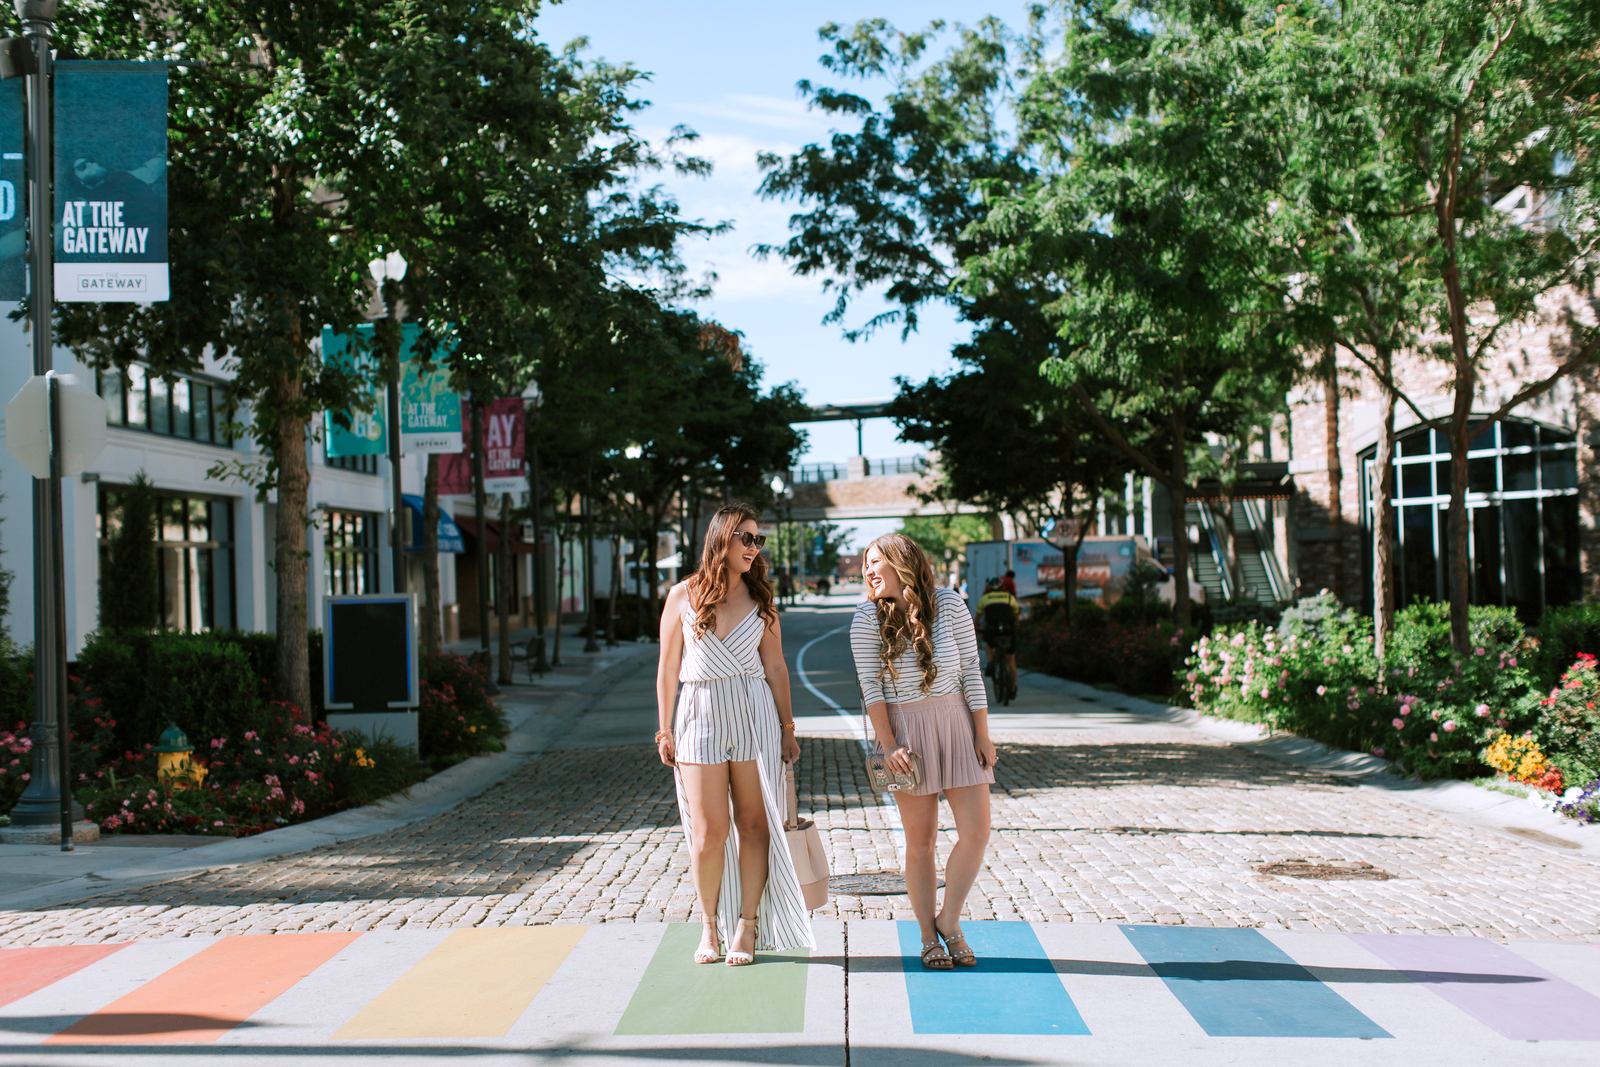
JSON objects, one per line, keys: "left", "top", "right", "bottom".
{"left": 1018, "top": 669, "right": 1598, "bottom": 861}
{"left": 0, "top": 643, "right": 656, "bottom": 914}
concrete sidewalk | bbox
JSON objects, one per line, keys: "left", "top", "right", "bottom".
{"left": 2, "top": 919, "right": 1597, "bottom": 1066}
{"left": 0, "top": 641, "right": 655, "bottom": 914}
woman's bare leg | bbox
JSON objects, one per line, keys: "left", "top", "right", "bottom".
{"left": 894, "top": 791, "right": 942, "bottom": 945}
{"left": 935, "top": 783, "right": 991, "bottom": 937}
{"left": 679, "top": 762, "right": 732, "bottom": 955}
{"left": 727, "top": 758, "right": 768, "bottom": 956}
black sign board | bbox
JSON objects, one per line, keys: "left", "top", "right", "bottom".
{"left": 323, "top": 594, "right": 418, "bottom": 713}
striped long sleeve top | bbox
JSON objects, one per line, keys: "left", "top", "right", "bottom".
{"left": 850, "top": 586, "right": 988, "bottom": 711}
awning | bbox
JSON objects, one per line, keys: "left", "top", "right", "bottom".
{"left": 452, "top": 514, "right": 537, "bottom": 554}
{"left": 401, "top": 494, "right": 466, "bottom": 553}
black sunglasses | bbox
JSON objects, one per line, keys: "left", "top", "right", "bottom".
{"left": 736, "top": 532, "right": 768, "bottom": 549}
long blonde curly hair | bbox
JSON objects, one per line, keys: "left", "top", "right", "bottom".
{"left": 866, "top": 533, "right": 940, "bottom": 695}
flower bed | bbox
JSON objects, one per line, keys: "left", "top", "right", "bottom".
{"left": 1182, "top": 593, "right": 1600, "bottom": 815}
{"left": 3, "top": 633, "right": 511, "bottom": 837}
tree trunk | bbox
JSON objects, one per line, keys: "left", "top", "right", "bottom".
{"left": 1446, "top": 418, "right": 1472, "bottom": 655}
{"left": 422, "top": 454, "right": 442, "bottom": 655}
{"left": 1168, "top": 416, "right": 1192, "bottom": 629}
{"left": 470, "top": 399, "right": 490, "bottom": 651}
{"left": 273, "top": 372, "right": 312, "bottom": 712}
{"left": 1323, "top": 354, "right": 1344, "bottom": 599}
{"left": 645, "top": 524, "right": 660, "bottom": 641}
{"left": 497, "top": 492, "right": 512, "bottom": 684}
{"left": 1373, "top": 352, "right": 1398, "bottom": 660}
{"left": 551, "top": 529, "right": 564, "bottom": 667}
{"left": 607, "top": 534, "right": 621, "bottom": 645}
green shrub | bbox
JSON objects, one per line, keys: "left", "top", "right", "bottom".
{"left": 78, "top": 630, "right": 264, "bottom": 757}
{"left": 1530, "top": 603, "right": 1600, "bottom": 692}
{"left": 1185, "top": 597, "right": 1538, "bottom": 779}
{"left": 1211, "top": 599, "right": 1283, "bottom": 629}
{"left": 98, "top": 474, "right": 159, "bottom": 631}
{"left": 1531, "top": 653, "right": 1600, "bottom": 790}
{"left": 1020, "top": 606, "right": 1191, "bottom": 696}
{"left": 418, "top": 651, "right": 508, "bottom": 764}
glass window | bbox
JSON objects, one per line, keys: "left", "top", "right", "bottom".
{"left": 93, "top": 365, "right": 227, "bottom": 447}
{"left": 97, "top": 485, "right": 235, "bottom": 633}
{"left": 126, "top": 365, "right": 148, "bottom": 430}
{"left": 1363, "top": 418, "right": 1579, "bottom": 620}
{"left": 325, "top": 510, "right": 380, "bottom": 595}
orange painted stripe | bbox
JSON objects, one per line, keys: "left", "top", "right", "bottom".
{"left": 0, "top": 945, "right": 129, "bottom": 1008}
{"left": 45, "top": 932, "right": 360, "bottom": 1044}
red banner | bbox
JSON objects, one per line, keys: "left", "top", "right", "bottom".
{"left": 437, "top": 398, "right": 525, "bottom": 495}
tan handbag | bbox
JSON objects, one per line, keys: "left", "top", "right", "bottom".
{"left": 783, "top": 763, "right": 830, "bottom": 911}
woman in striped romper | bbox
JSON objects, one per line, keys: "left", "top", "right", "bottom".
{"left": 852, "top": 533, "right": 996, "bottom": 969}
{"left": 656, "top": 504, "right": 813, "bottom": 966}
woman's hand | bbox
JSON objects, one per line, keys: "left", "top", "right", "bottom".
{"left": 781, "top": 731, "right": 801, "bottom": 764}
{"left": 974, "top": 733, "right": 998, "bottom": 770}
{"left": 657, "top": 734, "right": 677, "bottom": 767}
{"left": 883, "top": 743, "right": 916, "bottom": 776}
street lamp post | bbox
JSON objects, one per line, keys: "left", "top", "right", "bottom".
{"left": 5, "top": 0, "right": 81, "bottom": 849}
{"left": 368, "top": 250, "right": 408, "bottom": 596}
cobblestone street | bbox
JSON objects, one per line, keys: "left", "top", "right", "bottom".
{"left": 3, "top": 676, "right": 1598, "bottom": 945}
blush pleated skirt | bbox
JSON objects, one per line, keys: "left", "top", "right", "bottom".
{"left": 886, "top": 692, "right": 995, "bottom": 796}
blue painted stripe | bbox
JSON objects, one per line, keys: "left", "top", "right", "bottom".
{"left": 1120, "top": 926, "right": 1391, "bottom": 1038}
{"left": 896, "top": 921, "right": 1089, "bottom": 1035}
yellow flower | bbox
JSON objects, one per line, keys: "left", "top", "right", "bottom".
{"left": 1485, "top": 733, "right": 1547, "bottom": 783}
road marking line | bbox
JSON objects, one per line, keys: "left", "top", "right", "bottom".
{"left": 45, "top": 932, "right": 359, "bottom": 1044}
{"left": 334, "top": 926, "right": 588, "bottom": 1040}
{"left": 794, "top": 620, "right": 904, "bottom": 860}
{"left": 1350, "top": 933, "right": 1600, "bottom": 1041}
{"left": 1121, "top": 926, "right": 1390, "bottom": 1038}
{"left": 896, "top": 920, "right": 1090, "bottom": 1035}
{"left": 0, "top": 944, "right": 128, "bottom": 1009}
{"left": 614, "top": 923, "right": 809, "bottom": 1035}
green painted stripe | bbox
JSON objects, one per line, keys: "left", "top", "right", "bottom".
{"left": 613, "top": 923, "right": 809, "bottom": 1035}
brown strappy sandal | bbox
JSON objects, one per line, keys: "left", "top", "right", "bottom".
{"left": 938, "top": 925, "right": 977, "bottom": 967}
{"left": 920, "top": 938, "right": 954, "bottom": 969}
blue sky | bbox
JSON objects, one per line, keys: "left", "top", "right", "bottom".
{"left": 535, "top": 0, "right": 1025, "bottom": 466}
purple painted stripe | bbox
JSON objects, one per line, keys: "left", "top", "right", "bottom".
{"left": 1349, "top": 935, "right": 1600, "bottom": 1041}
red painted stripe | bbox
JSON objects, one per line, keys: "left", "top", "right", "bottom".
{"left": 45, "top": 932, "right": 359, "bottom": 1044}
{"left": 0, "top": 945, "right": 129, "bottom": 1009}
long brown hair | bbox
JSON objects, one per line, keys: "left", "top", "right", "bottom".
{"left": 687, "top": 504, "right": 777, "bottom": 641}
{"left": 866, "top": 533, "right": 940, "bottom": 694}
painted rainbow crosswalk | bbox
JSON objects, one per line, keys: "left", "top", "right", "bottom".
{"left": 1, "top": 921, "right": 1598, "bottom": 1062}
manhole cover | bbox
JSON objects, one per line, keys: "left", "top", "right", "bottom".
{"left": 827, "top": 872, "right": 943, "bottom": 895}
{"left": 1502, "top": 826, "right": 1581, "bottom": 850}
{"left": 1255, "top": 861, "right": 1395, "bottom": 881}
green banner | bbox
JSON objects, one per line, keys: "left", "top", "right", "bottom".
{"left": 0, "top": 78, "right": 22, "bottom": 301}
{"left": 54, "top": 61, "right": 168, "bottom": 302}
{"left": 321, "top": 324, "right": 460, "bottom": 457}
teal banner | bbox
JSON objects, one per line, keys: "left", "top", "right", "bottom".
{"left": 0, "top": 78, "right": 22, "bottom": 301}
{"left": 322, "top": 324, "right": 461, "bottom": 457}
{"left": 321, "top": 326, "right": 387, "bottom": 458}
{"left": 54, "top": 61, "right": 168, "bottom": 302}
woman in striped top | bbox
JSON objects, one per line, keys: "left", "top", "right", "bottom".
{"left": 852, "top": 533, "right": 995, "bottom": 970}
{"left": 657, "top": 504, "right": 812, "bottom": 967}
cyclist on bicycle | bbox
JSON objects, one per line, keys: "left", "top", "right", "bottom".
{"left": 976, "top": 577, "right": 1020, "bottom": 699}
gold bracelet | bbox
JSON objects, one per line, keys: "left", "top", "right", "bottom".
{"left": 781, "top": 722, "right": 796, "bottom": 732}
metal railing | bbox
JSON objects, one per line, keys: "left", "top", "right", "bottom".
{"left": 790, "top": 455, "right": 929, "bottom": 483}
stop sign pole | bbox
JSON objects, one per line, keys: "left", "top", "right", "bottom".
{"left": 4, "top": 1, "right": 79, "bottom": 849}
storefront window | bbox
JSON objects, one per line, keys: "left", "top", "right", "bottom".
{"left": 325, "top": 510, "right": 380, "bottom": 595}
{"left": 97, "top": 365, "right": 229, "bottom": 445}
{"left": 1361, "top": 419, "right": 1579, "bottom": 620}
{"left": 97, "top": 487, "right": 236, "bottom": 632}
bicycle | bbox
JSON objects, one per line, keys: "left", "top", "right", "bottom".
{"left": 986, "top": 632, "right": 1018, "bottom": 706}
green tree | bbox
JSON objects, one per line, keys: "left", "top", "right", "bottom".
{"left": 1253, "top": 1, "right": 1600, "bottom": 652}
{"left": 44, "top": 1, "right": 705, "bottom": 707}
{"left": 98, "top": 474, "right": 158, "bottom": 632}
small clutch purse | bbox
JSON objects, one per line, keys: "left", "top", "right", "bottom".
{"left": 860, "top": 682, "right": 924, "bottom": 792}
{"left": 866, "top": 746, "right": 924, "bottom": 793}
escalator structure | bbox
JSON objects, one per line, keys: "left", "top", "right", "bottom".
{"left": 1185, "top": 498, "right": 1291, "bottom": 605}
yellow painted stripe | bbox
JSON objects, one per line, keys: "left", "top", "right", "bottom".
{"left": 334, "top": 926, "right": 587, "bottom": 1039}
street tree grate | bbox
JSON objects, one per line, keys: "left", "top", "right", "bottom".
{"left": 828, "top": 871, "right": 943, "bottom": 895}
{"left": 1255, "top": 860, "right": 1395, "bottom": 881}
